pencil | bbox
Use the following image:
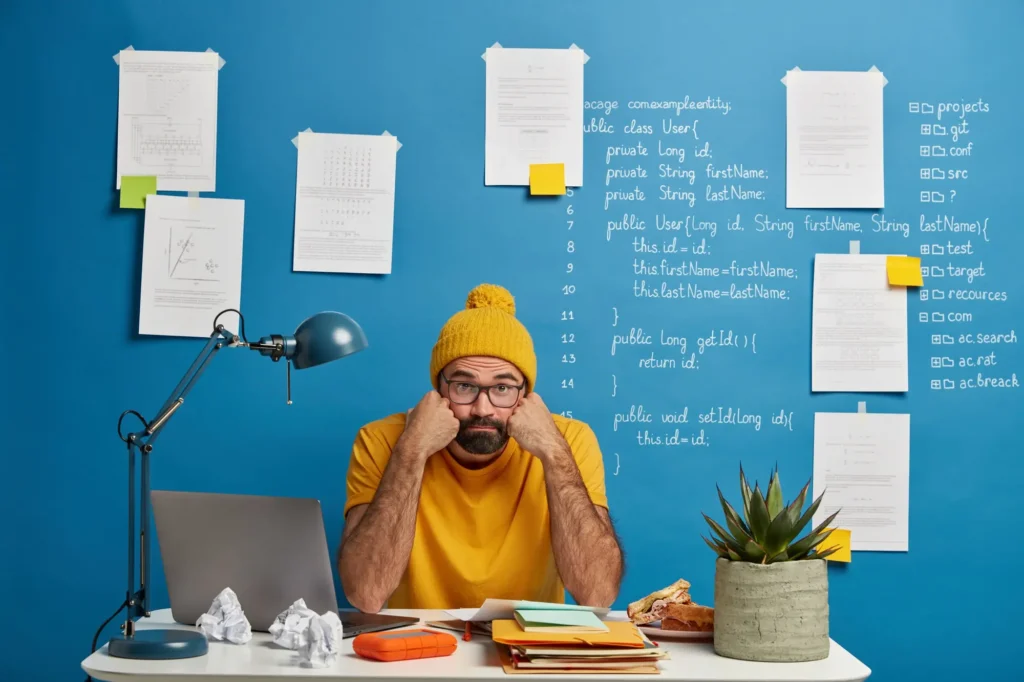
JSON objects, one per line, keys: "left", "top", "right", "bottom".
{"left": 463, "top": 621, "right": 472, "bottom": 641}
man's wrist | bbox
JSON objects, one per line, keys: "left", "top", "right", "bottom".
{"left": 537, "top": 437, "right": 572, "bottom": 467}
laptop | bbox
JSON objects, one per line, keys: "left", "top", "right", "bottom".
{"left": 151, "top": 490, "right": 418, "bottom": 638}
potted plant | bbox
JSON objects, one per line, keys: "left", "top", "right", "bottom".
{"left": 702, "top": 465, "right": 841, "bottom": 662}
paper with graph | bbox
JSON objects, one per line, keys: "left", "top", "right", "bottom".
{"left": 813, "top": 411, "right": 910, "bottom": 552}
{"left": 139, "top": 195, "right": 244, "bottom": 338}
{"left": 116, "top": 49, "right": 219, "bottom": 192}
{"left": 292, "top": 131, "right": 398, "bottom": 274}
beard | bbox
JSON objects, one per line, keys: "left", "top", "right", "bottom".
{"left": 455, "top": 416, "right": 509, "bottom": 455}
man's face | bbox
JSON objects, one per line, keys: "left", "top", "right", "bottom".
{"left": 439, "top": 356, "right": 525, "bottom": 456}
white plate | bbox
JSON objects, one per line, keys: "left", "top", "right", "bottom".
{"left": 638, "top": 625, "right": 713, "bottom": 641}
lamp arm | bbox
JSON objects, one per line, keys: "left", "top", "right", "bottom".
{"left": 120, "top": 324, "right": 238, "bottom": 631}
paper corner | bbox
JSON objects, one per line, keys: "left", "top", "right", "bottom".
{"left": 113, "top": 44, "right": 134, "bottom": 65}
{"left": 291, "top": 127, "right": 313, "bottom": 149}
{"left": 205, "top": 47, "right": 226, "bottom": 69}
{"left": 481, "top": 41, "right": 502, "bottom": 61}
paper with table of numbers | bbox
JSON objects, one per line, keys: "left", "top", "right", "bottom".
{"left": 813, "top": 411, "right": 910, "bottom": 552}
{"left": 785, "top": 69, "right": 885, "bottom": 208}
{"left": 292, "top": 131, "right": 398, "bottom": 275}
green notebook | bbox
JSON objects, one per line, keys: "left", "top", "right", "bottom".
{"left": 513, "top": 608, "right": 610, "bottom": 633}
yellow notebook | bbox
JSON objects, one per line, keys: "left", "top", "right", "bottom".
{"left": 492, "top": 619, "right": 645, "bottom": 648}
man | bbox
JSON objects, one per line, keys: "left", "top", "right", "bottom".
{"left": 338, "top": 283, "right": 624, "bottom": 613}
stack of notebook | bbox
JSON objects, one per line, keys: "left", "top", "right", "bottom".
{"left": 491, "top": 611, "right": 667, "bottom": 674}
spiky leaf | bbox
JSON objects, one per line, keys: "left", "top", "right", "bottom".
{"left": 718, "top": 485, "right": 752, "bottom": 541}
{"left": 763, "top": 499, "right": 803, "bottom": 558}
{"left": 747, "top": 484, "right": 771, "bottom": 543}
{"left": 788, "top": 510, "right": 842, "bottom": 558}
{"left": 702, "top": 513, "right": 748, "bottom": 556}
{"left": 702, "top": 534, "right": 729, "bottom": 559}
{"left": 766, "top": 468, "right": 784, "bottom": 519}
{"left": 785, "top": 485, "right": 822, "bottom": 542}
{"left": 739, "top": 465, "right": 752, "bottom": 523}
{"left": 810, "top": 545, "right": 841, "bottom": 560}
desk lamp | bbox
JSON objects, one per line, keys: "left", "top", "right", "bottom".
{"left": 101, "top": 308, "right": 367, "bottom": 660}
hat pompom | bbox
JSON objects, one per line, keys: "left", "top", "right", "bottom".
{"left": 466, "top": 283, "right": 516, "bottom": 316}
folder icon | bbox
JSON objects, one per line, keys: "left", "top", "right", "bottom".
{"left": 931, "top": 168, "right": 946, "bottom": 179}
{"left": 942, "top": 357, "right": 954, "bottom": 368}
{"left": 942, "top": 334, "right": 955, "bottom": 344}
{"left": 933, "top": 125, "right": 947, "bottom": 136}
{"left": 931, "top": 192, "right": 945, "bottom": 203}
{"left": 932, "top": 289, "right": 945, "bottom": 300}
{"left": 931, "top": 266, "right": 944, "bottom": 277}
{"left": 932, "top": 145, "right": 947, "bottom": 157}
{"left": 943, "top": 379, "right": 956, "bottom": 389}
{"left": 932, "top": 312, "right": 945, "bottom": 322}
{"left": 932, "top": 244, "right": 945, "bottom": 255}
{"left": 922, "top": 103, "right": 935, "bottom": 113}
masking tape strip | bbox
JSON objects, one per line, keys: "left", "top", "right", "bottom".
{"left": 113, "top": 45, "right": 134, "bottom": 65}
{"left": 188, "top": 191, "right": 200, "bottom": 210}
{"left": 783, "top": 65, "right": 886, "bottom": 86}
{"left": 481, "top": 42, "right": 502, "bottom": 61}
{"left": 292, "top": 127, "right": 313, "bottom": 149}
{"left": 568, "top": 43, "right": 590, "bottom": 64}
{"left": 849, "top": 240, "right": 860, "bottom": 254}
{"left": 858, "top": 401, "right": 866, "bottom": 414}
{"left": 205, "top": 47, "right": 226, "bottom": 70}
{"left": 381, "top": 130, "right": 402, "bottom": 151}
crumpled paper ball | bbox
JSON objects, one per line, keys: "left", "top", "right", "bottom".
{"left": 298, "top": 611, "right": 344, "bottom": 668}
{"left": 195, "top": 587, "right": 252, "bottom": 644}
{"left": 268, "top": 598, "right": 318, "bottom": 650}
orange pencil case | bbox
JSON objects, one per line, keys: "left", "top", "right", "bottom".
{"left": 353, "top": 628, "right": 458, "bottom": 662}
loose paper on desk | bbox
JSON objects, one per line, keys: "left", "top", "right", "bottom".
{"left": 813, "top": 412, "right": 910, "bottom": 552}
{"left": 446, "top": 599, "right": 609, "bottom": 623}
{"left": 811, "top": 254, "right": 908, "bottom": 392}
{"left": 116, "top": 50, "right": 219, "bottom": 192}
{"left": 484, "top": 46, "right": 583, "bottom": 187}
{"left": 292, "top": 131, "right": 398, "bottom": 275}
{"left": 785, "top": 69, "right": 885, "bottom": 208}
{"left": 138, "top": 195, "right": 244, "bottom": 338}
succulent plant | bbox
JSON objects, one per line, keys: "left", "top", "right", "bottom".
{"left": 702, "top": 465, "right": 841, "bottom": 563}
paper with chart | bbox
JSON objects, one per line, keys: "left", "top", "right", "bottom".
{"left": 785, "top": 69, "right": 885, "bottom": 208}
{"left": 139, "top": 195, "right": 244, "bottom": 338}
{"left": 811, "top": 254, "right": 908, "bottom": 392}
{"left": 116, "top": 49, "right": 219, "bottom": 192}
{"left": 484, "top": 46, "right": 584, "bottom": 187}
{"left": 292, "top": 131, "right": 398, "bottom": 274}
{"left": 813, "top": 411, "right": 910, "bottom": 552}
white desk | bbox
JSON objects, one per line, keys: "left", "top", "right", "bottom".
{"left": 82, "top": 608, "right": 871, "bottom": 682}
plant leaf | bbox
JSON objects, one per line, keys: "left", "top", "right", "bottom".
{"left": 810, "top": 545, "right": 841, "bottom": 560}
{"left": 726, "top": 547, "right": 742, "bottom": 561}
{"left": 739, "top": 464, "right": 752, "bottom": 523}
{"left": 718, "top": 485, "right": 753, "bottom": 540}
{"left": 703, "top": 513, "right": 748, "bottom": 556}
{"left": 788, "top": 510, "right": 842, "bottom": 558}
{"left": 701, "top": 534, "right": 729, "bottom": 558}
{"left": 763, "top": 499, "right": 802, "bottom": 558}
{"left": 786, "top": 485, "right": 823, "bottom": 541}
{"left": 767, "top": 467, "right": 783, "bottom": 519}
{"left": 747, "top": 484, "right": 771, "bottom": 543}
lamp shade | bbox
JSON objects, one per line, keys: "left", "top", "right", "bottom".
{"left": 290, "top": 311, "right": 368, "bottom": 369}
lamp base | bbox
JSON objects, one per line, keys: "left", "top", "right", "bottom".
{"left": 108, "top": 629, "right": 209, "bottom": 659}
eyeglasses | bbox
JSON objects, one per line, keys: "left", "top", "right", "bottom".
{"left": 440, "top": 373, "right": 524, "bottom": 408}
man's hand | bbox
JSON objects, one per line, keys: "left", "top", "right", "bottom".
{"left": 397, "top": 391, "right": 460, "bottom": 463}
{"left": 508, "top": 393, "right": 564, "bottom": 461}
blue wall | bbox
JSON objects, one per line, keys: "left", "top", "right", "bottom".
{"left": 3, "top": 1, "right": 1022, "bottom": 680}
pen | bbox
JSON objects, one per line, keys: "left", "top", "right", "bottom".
{"left": 464, "top": 621, "right": 472, "bottom": 641}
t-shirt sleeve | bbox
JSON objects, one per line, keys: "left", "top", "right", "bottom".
{"left": 566, "top": 421, "right": 609, "bottom": 508}
{"left": 343, "top": 426, "right": 388, "bottom": 517}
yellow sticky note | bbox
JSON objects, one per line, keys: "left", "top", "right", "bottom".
{"left": 529, "top": 163, "right": 566, "bottom": 196}
{"left": 886, "top": 256, "right": 923, "bottom": 286}
{"left": 823, "top": 528, "right": 852, "bottom": 563}
{"left": 120, "top": 176, "right": 157, "bottom": 209}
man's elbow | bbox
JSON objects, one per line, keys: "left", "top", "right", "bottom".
{"left": 344, "top": 587, "right": 386, "bottom": 614}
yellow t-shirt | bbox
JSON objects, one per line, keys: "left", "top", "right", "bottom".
{"left": 343, "top": 412, "right": 609, "bottom": 609}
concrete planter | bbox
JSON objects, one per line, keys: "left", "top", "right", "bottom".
{"left": 713, "top": 557, "right": 830, "bottom": 662}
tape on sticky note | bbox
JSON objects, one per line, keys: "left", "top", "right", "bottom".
{"left": 119, "top": 175, "right": 157, "bottom": 209}
{"left": 529, "top": 163, "right": 566, "bottom": 196}
{"left": 824, "top": 528, "right": 852, "bottom": 563}
{"left": 886, "top": 255, "right": 924, "bottom": 286}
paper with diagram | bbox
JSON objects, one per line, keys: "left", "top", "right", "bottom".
{"left": 811, "top": 253, "right": 908, "bottom": 392}
{"left": 785, "top": 69, "right": 885, "bottom": 208}
{"left": 116, "top": 49, "right": 219, "bottom": 192}
{"left": 484, "top": 46, "right": 584, "bottom": 187}
{"left": 292, "top": 131, "right": 398, "bottom": 274}
{"left": 813, "top": 411, "right": 910, "bottom": 552}
{"left": 139, "top": 195, "right": 244, "bottom": 338}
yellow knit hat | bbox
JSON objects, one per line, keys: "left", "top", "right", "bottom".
{"left": 430, "top": 283, "right": 537, "bottom": 391}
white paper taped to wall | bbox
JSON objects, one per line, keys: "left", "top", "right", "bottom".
{"left": 849, "top": 240, "right": 860, "bottom": 254}
{"left": 114, "top": 45, "right": 225, "bottom": 70}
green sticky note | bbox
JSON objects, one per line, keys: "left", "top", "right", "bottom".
{"left": 120, "top": 176, "right": 157, "bottom": 209}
